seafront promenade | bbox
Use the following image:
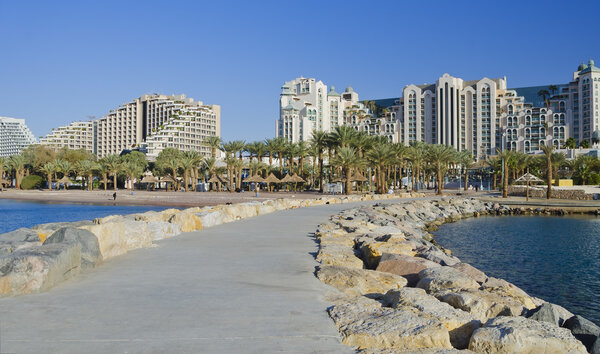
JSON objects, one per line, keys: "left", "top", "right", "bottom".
{"left": 0, "top": 198, "right": 415, "bottom": 353}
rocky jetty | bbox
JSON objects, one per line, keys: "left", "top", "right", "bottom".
{"left": 0, "top": 192, "right": 419, "bottom": 297}
{"left": 315, "top": 198, "right": 597, "bottom": 352}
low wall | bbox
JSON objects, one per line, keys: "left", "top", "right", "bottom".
{"left": 508, "top": 186, "right": 594, "bottom": 200}
{"left": 0, "top": 192, "right": 423, "bottom": 296}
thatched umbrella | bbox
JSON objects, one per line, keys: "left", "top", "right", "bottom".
{"left": 289, "top": 174, "right": 305, "bottom": 192}
{"left": 244, "top": 174, "right": 266, "bottom": 183}
{"left": 207, "top": 175, "right": 229, "bottom": 192}
{"left": 160, "top": 175, "right": 176, "bottom": 191}
{"left": 515, "top": 171, "right": 543, "bottom": 201}
{"left": 57, "top": 176, "right": 71, "bottom": 190}
{"left": 140, "top": 175, "right": 158, "bottom": 191}
{"left": 264, "top": 173, "right": 280, "bottom": 192}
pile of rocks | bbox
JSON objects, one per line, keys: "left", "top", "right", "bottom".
{"left": 0, "top": 192, "right": 421, "bottom": 297}
{"left": 315, "top": 198, "right": 599, "bottom": 352}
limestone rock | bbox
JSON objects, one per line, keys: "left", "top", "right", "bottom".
{"left": 316, "top": 244, "right": 363, "bottom": 269}
{"left": 563, "top": 315, "right": 600, "bottom": 352}
{"left": 525, "top": 302, "right": 573, "bottom": 327}
{"left": 376, "top": 253, "right": 441, "bottom": 287}
{"left": 316, "top": 265, "right": 406, "bottom": 296}
{"left": 384, "top": 288, "right": 480, "bottom": 349}
{"left": 360, "top": 238, "right": 416, "bottom": 269}
{"left": 435, "top": 289, "right": 526, "bottom": 322}
{"left": 481, "top": 277, "right": 536, "bottom": 310}
{"left": 328, "top": 299, "right": 452, "bottom": 350}
{"left": 0, "top": 228, "right": 42, "bottom": 243}
{"left": 416, "top": 247, "right": 460, "bottom": 266}
{"left": 468, "top": 316, "right": 587, "bottom": 353}
{"left": 416, "top": 267, "right": 479, "bottom": 293}
{"left": 31, "top": 220, "right": 94, "bottom": 242}
{"left": 78, "top": 220, "right": 154, "bottom": 260}
{"left": 450, "top": 263, "right": 487, "bottom": 283}
{"left": 43, "top": 227, "right": 102, "bottom": 268}
{"left": 592, "top": 335, "right": 600, "bottom": 354}
{"left": 0, "top": 243, "right": 81, "bottom": 296}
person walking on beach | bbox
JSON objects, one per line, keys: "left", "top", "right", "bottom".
{"left": 113, "top": 192, "right": 117, "bottom": 201}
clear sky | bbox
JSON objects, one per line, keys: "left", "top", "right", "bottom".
{"left": 1, "top": 1, "right": 599, "bottom": 142}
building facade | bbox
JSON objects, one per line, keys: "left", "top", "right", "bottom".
{"left": 366, "top": 60, "right": 600, "bottom": 159}
{"left": 85, "top": 94, "right": 219, "bottom": 158}
{"left": 277, "top": 77, "right": 361, "bottom": 142}
{"left": 0, "top": 117, "right": 36, "bottom": 157}
{"left": 39, "top": 120, "right": 97, "bottom": 154}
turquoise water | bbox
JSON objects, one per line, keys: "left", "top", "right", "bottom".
{"left": 433, "top": 215, "right": 600, "bottom": 326}
{"left": 0, "top": 199, "right": 172, "bottom": 234}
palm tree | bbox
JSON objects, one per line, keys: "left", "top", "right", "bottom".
{"left": 332, "top": 147, "right": 363, "bottom": 195}
{"left": 123, "top": 160, "right": 143, "bottom": 191}
{"left": 310, "top": 130, "right": 329, "bottom": 192}
{"left": 98, "top": 159, "right": 110, "bottom": 191}
{"left": 408, "top": 142, "right": 427, "bottom": 191}
{"left": 75, "top": 159, "right": 98, "bottom": 191}
{"left": 295, "top": 141, "right": 309, "bottom": 177}
{"left": 426, "top": 144, "right": 456, "bottom": 195}
{"left": 457, "top": 150, "right": 474, "bottom": 191}
{"left": 156, "top": 148, "right": 182, "bottom": 191}
{"left": 102, "top": 154, "right": 122, "bottom": 191}
{"left": 496, "top": 149, "right": 513, "bottom": 198}
{"left": 39, "top": 162, "right": 56, "bottom": 190}
{"left": 540, "top": 144, "right": 555, "bottom": 199}
{"left": 8, "top": 155, "right": 27, "bottom": 189}
{"left": 264, "top": 138, "right": 277, "bottom": 168}
{"left": 204, "top": 136, "right": 221, "bottom": 159}
{"left": 366, "top": 142, "right": 394, "bottom": 194}
{"left": 330, "top": 125, "right": 356, "bottom": 149}
{"left": 270, "top": 137, "right": 286, "bottom": 175}
{"left": 573, "top": 155, "right": 599, "bottom": 185}
{"left": 538, "top": 89, "right": 550, "bottom": 108}
{"left": 0, "top": 157, "right": 7, "bottom": 182}
{"left": 179, "top": 152, "right": 196, "bottom": 192}
{"left": 548, "top": 85, "right": 558, "bottom": 97}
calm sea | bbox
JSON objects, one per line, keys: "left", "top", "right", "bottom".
{"left": 433, "top": 215, "right": 600, "bottom": 326}
{"left": 0, "top": 199, "right": 172, "bottom": 234}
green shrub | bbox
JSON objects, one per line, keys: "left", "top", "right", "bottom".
{"left": 588, "top": 173, "right": 600, "bottom": 185}
{"left": 21, "top": 175, "right": 43, "bottom": 190}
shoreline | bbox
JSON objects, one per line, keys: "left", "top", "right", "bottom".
{"left": 0, "top": 189, "right": 325, "bottom": 208}
{"left": 315, "top": 198, "right": 596, "bottom": 352}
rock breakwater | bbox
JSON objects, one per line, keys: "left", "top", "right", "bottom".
{"left": 315, "top": 198, "right": 598, "bottom": 352}
{"left": 0, "top": 192, "right": 420, "bottom": 297}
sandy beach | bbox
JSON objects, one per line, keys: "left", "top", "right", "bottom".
{"left": 0, "top": 189, "right": 325, "bottom": 208}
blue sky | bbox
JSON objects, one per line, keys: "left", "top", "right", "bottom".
{"left": 1, "top": 1, "right": 598, "bottom": 142}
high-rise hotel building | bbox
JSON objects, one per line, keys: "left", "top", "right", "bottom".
{"left": 39, "top": 121, "right": 97, "bottom": 154}
{"left": 370, "top": 60, "right": 600, "bottom": 159}
{"left": 277, "top": 77, "right": 362, "bottom": 142}
{"left": 0, "top": 117, "right": 36, "bottom": 157}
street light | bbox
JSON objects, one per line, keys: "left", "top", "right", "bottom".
{"left": 501, "top": 128, "right": 506, "bottom": 194}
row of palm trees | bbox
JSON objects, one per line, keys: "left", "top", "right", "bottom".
{"left": 2, "top": 128, "right": 599, "bottom": 196}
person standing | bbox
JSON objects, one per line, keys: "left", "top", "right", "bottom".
{"left": 113, "top": 192, "right": 117, "bottom": 200}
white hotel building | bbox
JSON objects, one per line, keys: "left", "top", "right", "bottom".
{"left": 276, "top": 77, "right": 362, "bottom": 142}
{"left": 0, "top": 117, "right": 36, "bottom": 157}
{"left": 39, "top": 120, "right": 97, "bottom": 154}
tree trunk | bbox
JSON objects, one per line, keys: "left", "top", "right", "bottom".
{"left": 103, "top": 173, "right": 108, "bottom": 191}
{"left": 464, "top": 168, "right": 469, "bottom": 191}
{"left": 47, "top": 173, "right": 53, "bottom": 190}
{"left": 318, "top": 151, "right": 324, "bottom": 192}
{"left": 88, "top": 173, "right": 93, "bottom": 191}
{"left": 502, "top": 162, "right": 509, "bottom": 198}
{"left": 344, "top": 167, "right": 351, "bottom": 195}
{"left": 547, "top": 158, "right": 552, "bottom": 199}
{"left": 436, "top": 164, "right": 443, "bottom": 195}
{"left": 113, "top": 173, "right": 117, "bottom": 191}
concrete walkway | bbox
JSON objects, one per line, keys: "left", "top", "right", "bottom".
{"left": 0, "top": 201, "right": 399, "bottom": 353}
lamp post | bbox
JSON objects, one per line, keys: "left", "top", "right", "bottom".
{"left": 501, "top": 128, "right": 506, "bottom": 194}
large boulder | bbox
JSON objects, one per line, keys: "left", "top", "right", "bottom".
{"left": 524, "top": 302, "right": 573, "bottom": 327}
{"left": 31, "top": 220, "right": 94, "bottom": 242}
{"left": 416, "top": 247, "right": 460, "bottom": 266}
{"left": 360, "top": 238, "right": 416, "bottom": 269}
{"left": 43, "top": 227, "right": 102, "bottom": 268}
{"left": 563, "top": 315, "right": 600, "bottom": 352}
{"left": 316, "top": 265, "right": 406, "bottom": 296}
{"left": 328, "top": 299, "right": 452, "bottom": 350}
{"left": 0, "top": 228, "right": 42, "bottom": 243}
{"left": 468, "top": 316, "right": 587, "bottom": 353}
{"left": 435, "top": 289, "right": 527, "bottom": 322}
{"left": 592, "top": 336, "right": 600, "bottom": 354}
{"left": 0, "top": 243, "right": 81, "bottom": 296}
{"left": 450, "top": 263, "right": 487, "bottom": 284}
{"left": 78, "top": 220, "right": 154, "bottom": 259}
{"left": 384, "top": 288, "right": 480, "bottom": 349}
{"left": 481, "top": 277, "right": 536, "bottom": 310}
{"left": 316, "top": 244, "right": 363, "bottom": 269}
{"left": 416, "top": 267, "right": 479, "bottom": 293}
{"left": 376, "top": 254, "right": 441, "bottom": 287}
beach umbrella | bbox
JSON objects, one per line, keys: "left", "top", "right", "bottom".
{"left": 515, "top": 171, "right": 544, "bottom": 201}
{"left": 159, "top": 175, "right": 177, "bottom": 191}
{"left": 264, "top": 173, "right": 280, "bottom": 192}
{"left": 207, "top": 175, "right": 229, "bottom": 192}
{"left": 280, "top": 174, "right": 294, "bottom": 183}
{"left": 290, "top": 174, "right": 305, "bottom": 183}
{"left": 243, "top": 174, "right": 266, "bottom": 183}
{"left": 57, "top": 176, "right": 71, "bottom": 190}
{"left": 141, "top": 175, "right": 159, "bottom": 183}
{"left": 351, "top": 171, "right": 368, "bottom": 182}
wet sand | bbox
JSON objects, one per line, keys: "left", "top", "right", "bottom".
{"left": 0, "top": 189, "right": 324, "bottom": 208}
